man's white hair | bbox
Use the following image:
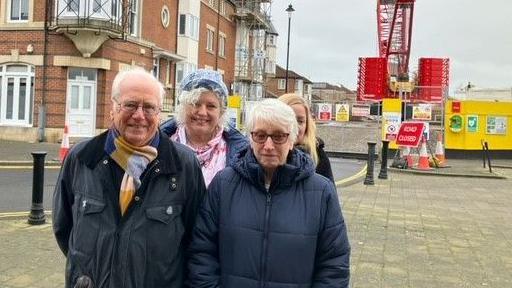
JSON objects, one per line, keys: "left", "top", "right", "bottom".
{"left": 111, "top": 68, "right": 165, "bottom": 106}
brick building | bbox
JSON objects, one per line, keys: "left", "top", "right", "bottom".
{"left": 266, "top": 65, "right": 312, "bottom": 100}
{"left": 311, "top": 82, "right": 356, "bottom": 104}
{"left": 0, "top": 0, "right": 241, "bottom": 142}
{"left": 198, "top": 0, "right": 236, "bottom": 86}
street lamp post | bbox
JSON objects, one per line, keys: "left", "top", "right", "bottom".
{"left": 285, "top": 4, "right": 295, "bottom": 93}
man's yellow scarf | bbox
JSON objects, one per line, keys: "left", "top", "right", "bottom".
{"left": 105, "top": 129, "right": 158, "bottom": 215}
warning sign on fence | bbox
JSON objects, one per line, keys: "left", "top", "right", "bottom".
{"left": 317, "top": 103, "right": 332, "bottom": 121}
{"left": 335, "top": 104, "right": 349, "bottom": 122}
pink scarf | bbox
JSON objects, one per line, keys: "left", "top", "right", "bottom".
{"left": 171, "top": 125, "right": 227, "bottom": 187}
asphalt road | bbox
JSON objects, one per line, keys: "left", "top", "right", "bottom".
{"left": 0, "top": 158, "right": 364, "bottom": 213}
{"left": 0, "top": 167, "right": 60, "bottom": 212}
{"left": 331, "top": 157, "right": 366, "bottom": 181}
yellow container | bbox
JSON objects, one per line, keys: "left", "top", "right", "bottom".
{"left": 445, "top": 100, "right": 512, "bottom": 150}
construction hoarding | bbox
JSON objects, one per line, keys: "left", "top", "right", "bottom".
{"left": 445, "top": 100, "right": 512, "bottom": 150}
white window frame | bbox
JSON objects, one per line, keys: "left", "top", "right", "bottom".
{"left": 152, "top": 58, "right": 160, "bottom": 80}
{"left": 57, "top": 0, "right": 122, "bottom": 21}
{"left": 178, "top": 13, "right": 199, "bottom": 41}
{"left": 206, "top": 27, "right": 215, "bottom": 53}
{"left": 219, "top": 33, "right": 226, "bottom": 57}
{"left": 111, "top": 0, "right": 121, "bottom": 20}
{"left": 295, "top": 79, "right": 303, "bottom": 90}
{"left": 129, "top": 0, "right": 139, "bottom": 36}
{"left": 0, "top": 64, "right": 35, "bottom": 126}
{"left": 161, "top": 5, "right": 170, "bottom": 28}
{"left": 165, "top": 60, "right": 171, "bottom": 86}
{"left": 278, "top": 79, "right": 286, "bottom": 90}
{"left": 8, "top": 0, "right": 29, "bottom": 22}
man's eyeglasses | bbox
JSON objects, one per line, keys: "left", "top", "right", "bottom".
{"left": 250, "top": 131, "right": 290, "bottom": 144}
{"left": 118, "top": 101, "right": 160, "bottom": 116}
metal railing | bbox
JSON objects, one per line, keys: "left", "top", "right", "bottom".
{"left": 51, "top": 0, "right": 130, "bottom": 35}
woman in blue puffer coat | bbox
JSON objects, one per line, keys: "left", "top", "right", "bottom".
{"left": 187, "top": 99, "right": 351, "bottom": 288}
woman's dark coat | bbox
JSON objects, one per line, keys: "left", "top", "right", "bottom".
{"left": 315, "top": 137, "right": 334, "bottom": 182}
{"left": 187, "top": 148, "right": 351, "bottom": 287}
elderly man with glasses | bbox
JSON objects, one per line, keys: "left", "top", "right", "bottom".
{"left": 187, "top": 99, "right": 351, "bottom": 288}
{"left": 53, "top": 68, "right": 206, "bottom": 288}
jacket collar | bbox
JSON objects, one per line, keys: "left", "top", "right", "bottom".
{"left": 77, "top": 130, "right": 181, "bottom": 175}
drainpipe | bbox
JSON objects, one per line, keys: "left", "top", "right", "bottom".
{"left": 173, "top": 0, "right": 180, "bottom": 113}
{"left": 215, "top": 0, "right": 221, "bottom": 70}
{"left": 38, "top": 0, "right": 50, "bottom": 142}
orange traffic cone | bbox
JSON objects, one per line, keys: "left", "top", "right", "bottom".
{"left": 59, "top": 124, "right": 70, "bottom": 163}
{"left": 435, "top": 133, "right": 447, "bottom": 166}
{"left": 415, "top": 137, "right": 432, "bottom": 170}
{"left": 402, "top": 146, "right": 414, "bottom": 168}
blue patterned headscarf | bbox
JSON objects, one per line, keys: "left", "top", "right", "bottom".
{"left": 180, "top": 69, "right": 229, "bottom": 106}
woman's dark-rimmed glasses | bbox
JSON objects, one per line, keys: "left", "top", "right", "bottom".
{"left": 250, "top": 131, "right": 290, "bottom": 144}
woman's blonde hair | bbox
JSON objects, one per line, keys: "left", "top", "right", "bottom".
{"left": 278, "top": 93, "right": 318, "bottom": 164}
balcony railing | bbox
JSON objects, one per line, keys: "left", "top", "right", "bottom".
{"left": 51, "top": 0, "right": 130, "bottom": 34}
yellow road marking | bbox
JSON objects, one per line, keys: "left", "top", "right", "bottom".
{"left": 0, "top": 165, "right": 61, "bottom": 169}
{"left": 0, "top": 210, "right": 52, "bottom": 218}
{"left": 335, "top": 164, "right": 367, "bottom": 187}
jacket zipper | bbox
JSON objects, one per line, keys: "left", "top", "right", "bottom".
{"left": 260, "top": 191, "right": 272, "bottom": 288}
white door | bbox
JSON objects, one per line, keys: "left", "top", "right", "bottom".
{"left": 66, "top": 68, "right": 97, "bottom": 137}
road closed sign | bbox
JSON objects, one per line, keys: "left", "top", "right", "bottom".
{"left": 396, "top": 122, "right": 425, "bottom": 147}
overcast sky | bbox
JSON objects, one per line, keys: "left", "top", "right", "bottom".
{"left": 270, "top": 0, "right": 512, "bottom": 93}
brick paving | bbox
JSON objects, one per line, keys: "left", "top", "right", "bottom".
{"left": 343, "top": 169, "right": 512, "bottom": 287}
{"left": 0, "top": 219, "right": 65, "bottom": 287}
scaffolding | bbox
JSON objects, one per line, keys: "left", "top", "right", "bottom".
{"left": 232, "top": 0, "right": 273, "bottom": 101}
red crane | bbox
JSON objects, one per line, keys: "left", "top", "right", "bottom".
{"left": 357, "top": 0, "right": 449, "bottom": 102}
{"left": 377, "top": 0, "right": 416, "bottom": 82}
{"left": 357, "top": 0, "right": 416, "bottom": 101}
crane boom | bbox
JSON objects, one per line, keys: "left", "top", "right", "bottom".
{"left": 377, "top": 0, "right": 415, "bottom": 82}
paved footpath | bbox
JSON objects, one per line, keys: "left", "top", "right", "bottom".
{"left": 344, "top": 168, "right": 512, "bottom": 288}
{"left": 1, "top": 167, "right": 512, "bottom": 287}
{"left": 0, "top": 219, "right": 64, "bottom": 287}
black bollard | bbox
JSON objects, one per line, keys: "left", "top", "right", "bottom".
{"left": 364, "top": 142, "right": 377, "bottom": 185}
{"left": 378, "top": 140, "right": 390, "bottom": 179}
{"left": 484, "top": 142, "right": 492, "bottom": 173}
{"left": 28, "top": 151, "right": 47, "bottom": 225}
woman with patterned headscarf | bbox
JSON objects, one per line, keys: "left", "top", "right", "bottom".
{"left": 160, "top": 69, "right": 248, "bottom": 186}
